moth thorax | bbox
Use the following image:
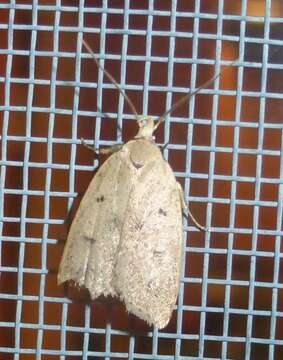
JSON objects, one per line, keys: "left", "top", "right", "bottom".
{"left": 135, "top": 116, "right": 155, "bottom": 139}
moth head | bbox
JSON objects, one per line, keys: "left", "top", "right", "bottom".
{"left": 135, "top": 116, "right": 155, "bottom": 139}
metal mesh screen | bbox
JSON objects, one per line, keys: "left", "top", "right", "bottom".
{"left": 1, "top": 0, "right": 283, "bottom": 359}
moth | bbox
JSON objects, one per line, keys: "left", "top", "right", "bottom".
{"left": 58, "top": 39, "right": 220, "bottom": 329}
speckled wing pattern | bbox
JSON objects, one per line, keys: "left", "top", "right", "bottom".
{"left": 58, "top": 146, "right": 137, "bottom": 297}
{"left": 58, "top": 138, "right": 183, "bottom": 328}
{"left": 113, "top": 139, "right": 183, "bottom": 328}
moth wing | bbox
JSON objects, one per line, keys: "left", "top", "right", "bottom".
{"left": 58, "top": 147, "right": 136, "bottom": 298}
{"left": 113, "top": 150, "right": 183, "bottom": 328}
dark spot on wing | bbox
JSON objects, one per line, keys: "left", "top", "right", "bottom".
{"left": 113, "top": 216, "right": 120, "bottom": 227}
{"left": 96, "top": 195, "right": 105, "bottom": 202}
{"left": 133, "top": 161, "right": 143, "bottom": 169}
{"left": 135, "top": 221, "right": 143, "bottom": 231}
{"left": 130, "top": 154, "right": 144, "bottom": 169}
{"left": 153, "top": 250, "right": 164, "bottom": 257}
{"left": 84, "top": 235, "right": 96, "bottom": 244}
{"left": 158, "top": 208, "right": 167, "bottom": 216}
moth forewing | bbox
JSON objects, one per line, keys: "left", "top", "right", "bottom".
{"left": 58, "top": 149, "right": 135, "bottom": 297}
{"left": 113, "top": 139, "right": 183, "bottom": 328}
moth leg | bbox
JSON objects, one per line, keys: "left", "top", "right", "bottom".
{"left": 98, "top": 144, "right": 123, "bottom": 155}
{"left": 160, "top": 141, "right": 169, "bottom": 151}
{"left": 176, "top": 182, "right": 207, "bottom": 232}
{"left": 81, "top": 138, "right": 123, "bottom": 155}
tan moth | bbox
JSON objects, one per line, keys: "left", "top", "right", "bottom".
{"left": 58, "top": 39, "right": 220, "bottom": 329}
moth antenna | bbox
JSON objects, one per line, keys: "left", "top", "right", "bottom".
{"left": 154, "top": 60, "right": 238, "bottom": 130}
{"left": 82, "top": 38, "right": 139, "bottom": 120}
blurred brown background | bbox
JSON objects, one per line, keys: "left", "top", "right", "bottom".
{"left": 1, "top": 0, "right": 283, "bottom": 359}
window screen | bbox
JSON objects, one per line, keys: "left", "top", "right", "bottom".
{"left": 0, "top": 1, "right": 283, "bottom": 359}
